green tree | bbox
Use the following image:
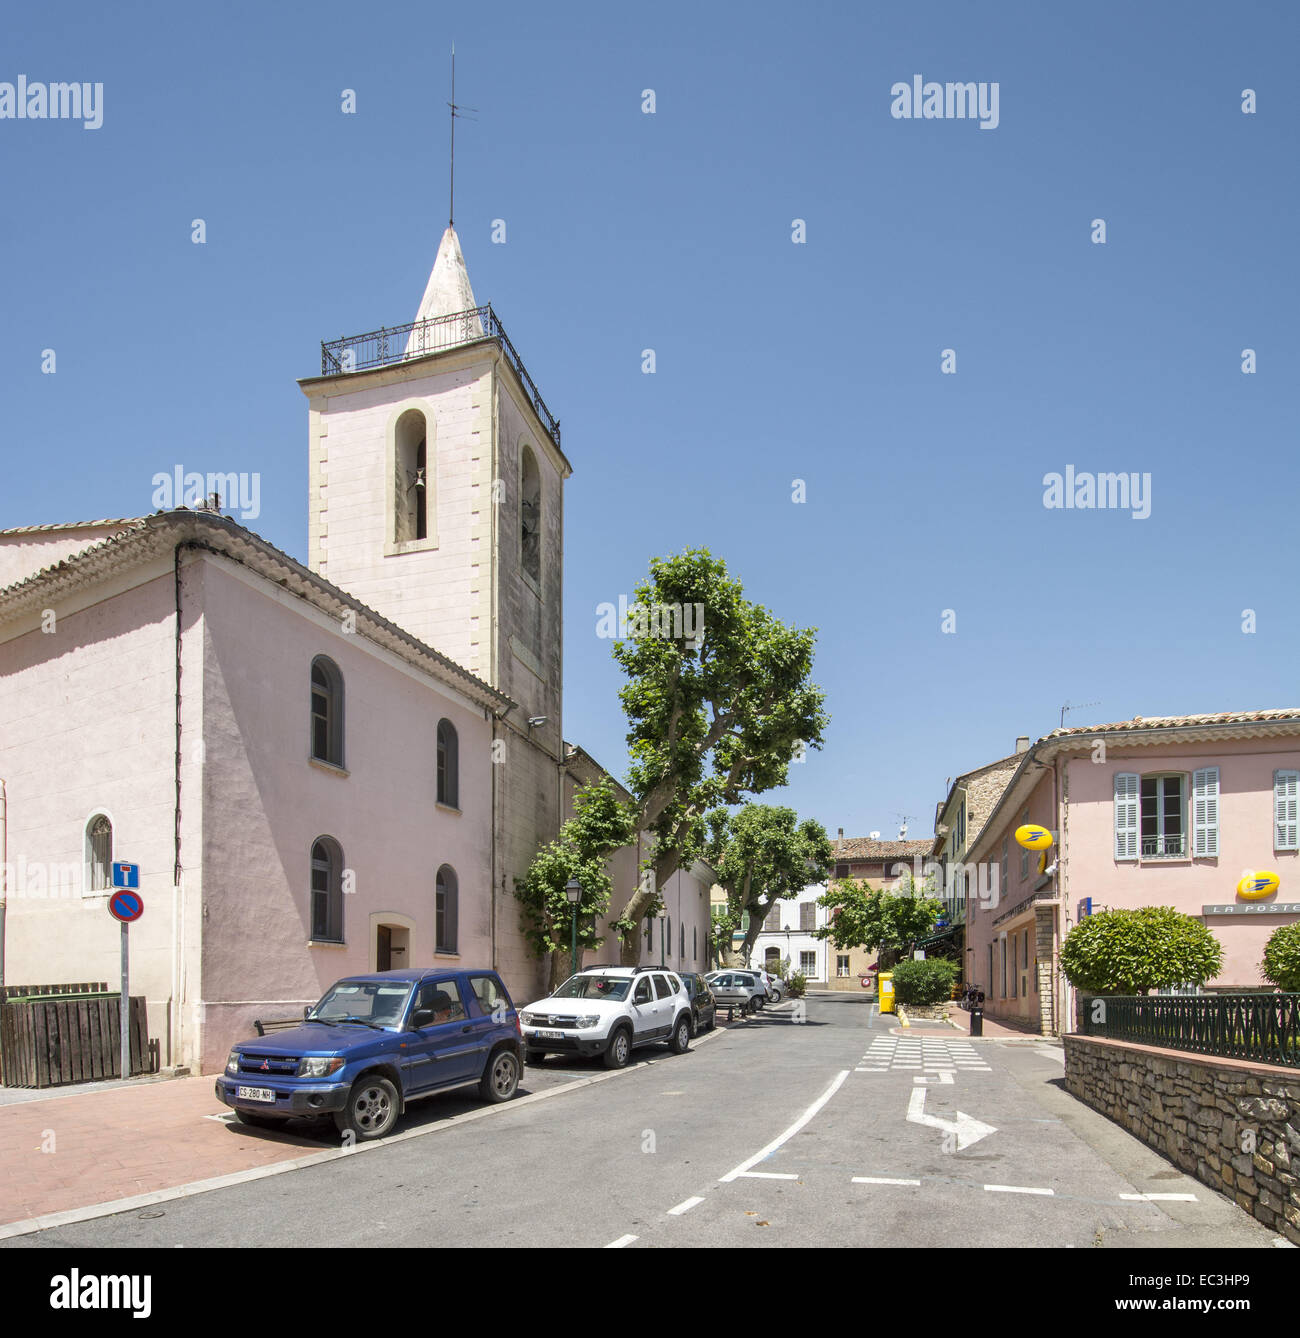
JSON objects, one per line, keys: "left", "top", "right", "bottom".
{"left": 813, "top": 878, "right": 940, "bottom": 969}
{"left": 514, "top": 778, "right": 637, "bottom": 989}
{"left": 609, "top": 548, "right": 829, "bottom": 959}
{"left": 706, "top": 803, "right": 832, "bottom": 967}
{"left": 1261, "top": 922, "right": 1300, "bottom": 992}
{"left": 1060, "top": 906, "right": 1224, "bottom": 995}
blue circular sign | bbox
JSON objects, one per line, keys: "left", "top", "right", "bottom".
{"left": 109, "top": 890, "right": 144, "bottom": 923}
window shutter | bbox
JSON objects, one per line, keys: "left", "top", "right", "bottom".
{"left": 764, "top": 903, "right": 782, "bottom": 931}
{"left": 1114, "top": 773, "right": 1139, "bottom": 860}
{"left": 799, "top": 901, "right": 815, "bottom": 931}
{"left": 1192, "top": 767, "right": 1220, "bottom": 857}
{"left": 1277, "top": 770, "right": 1300, "bottom": 851}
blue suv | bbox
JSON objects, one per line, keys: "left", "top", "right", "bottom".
{"left": 215, "top": 968, "right": 524, "bottom": 1140}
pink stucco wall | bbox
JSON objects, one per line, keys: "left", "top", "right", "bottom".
{"left": 197, "top": 554, "right": 496, "bottom": 1071}
{"left": 0, "top": 558, "right": 205, "bottom": 1068}
{"left": 966, "top": 736, "right": 1300, "bottom": 1029}
{"left": 1062, "top": 739, "right": 1299, "bottom": 986}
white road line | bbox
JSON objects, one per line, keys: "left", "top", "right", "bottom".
{"left": 852, "top": 1176, "right": 921, "bottom": 1186}
{"left": 605, "top": 1234, "right": 638, "bottom": 1248}
{"left": 984, "top": 1184, "right": 1055, "bottom": 1196}
{"left": 719, "top": 1069, "right": 850, "bottom": 1183}
{"left": 667, "top": 1196, "right": 705, "bottom": 1215}
{"left": 1119, "top": 1192, "right": 1198, "bottom": 1202}
{"left": 739, "top": 1171, "right": 801, "bottom": 1180}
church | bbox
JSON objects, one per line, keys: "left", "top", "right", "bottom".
{"left": 0, "top": 226, "right": 715, "bottom": 1075}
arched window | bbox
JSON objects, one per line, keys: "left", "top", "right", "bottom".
{"left": 436, "top": 865, "right": 458, "bottom": 953}
{"left": 310, "top": 656, "right": 344, "bottom": 767}
{"left": 311, "top": 837, "right": 344, "bottom": 942}
{"left": 520, "top": 444, "right": 541, "bottom": 583}
{"left": 395, "top": 408, "right": 429, "bottom": 543}
{"left": 436, "top": 719, "right": 459, "bottom": 808}
{"left": 86, "top": 813, "right": 113, "bottom": 892}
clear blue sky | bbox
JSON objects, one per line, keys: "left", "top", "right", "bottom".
{"left": 3, "top": 1, "right": 1297, "bottom": 843}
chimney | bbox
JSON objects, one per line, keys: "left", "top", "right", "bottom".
{"left": 837, "top": 827, "right": 844, "bottom": 841}
{"left": 1015, "top": 735, "right": 1030, "bottom": 754}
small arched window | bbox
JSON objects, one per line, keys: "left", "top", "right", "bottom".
{"left": 436, "top": 865, "right": 458, "bottom": 953}
{"left": 436, "top": 719, "right": 459, "bottom": 808}
{"left": 520, "top": 444, "right": 541, "bottom": 583}
{"left": 86, "top": 814, "right": 113, "bottom": 892}
{"left": 311, "top": 837, "right": 344, "bottom": 942}
{"left": 395, "top": 408, "right": 429, "bottom": 543}
{"left": 310, "top": 656, "right": 345, "bottom": 767}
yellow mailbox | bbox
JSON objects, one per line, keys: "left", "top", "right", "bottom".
{"left": 878, "top": 972, "right": 896, "bottom": 1014}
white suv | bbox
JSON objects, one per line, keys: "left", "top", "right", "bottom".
{"left": 520, "top": 966, "right": 693, "bottom": 1069}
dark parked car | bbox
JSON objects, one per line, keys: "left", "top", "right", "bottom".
{"left": 678, "top": 972, "right": 717, "bottom": 1036}
{"left": 215, "top": 968, "right": 524, "bottom": 1141}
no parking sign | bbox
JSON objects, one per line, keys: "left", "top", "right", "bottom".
{"left": 108, "top": 861, "right": 142, "bottom": 1080}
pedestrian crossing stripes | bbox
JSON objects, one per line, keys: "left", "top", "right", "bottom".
{"left": 855, "top": 1036, "right": 991, "bottom": 1074}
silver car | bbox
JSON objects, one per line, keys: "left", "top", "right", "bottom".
{"left": 709, "top": 972, "right": 766, "bottom": 1015}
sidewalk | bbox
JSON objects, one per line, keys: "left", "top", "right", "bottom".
{"left": 0, "top": 1075, "right": 322, "bottom": 1228}
{"left": 896, "top": 1007, "right": 1058, "bottom": 1041}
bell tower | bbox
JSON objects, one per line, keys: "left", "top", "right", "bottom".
{"left": 298, "top": 227, "right": 570, "bottom": 735}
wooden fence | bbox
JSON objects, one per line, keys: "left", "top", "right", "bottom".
{"left": 0, "top": 993, "right": 158, "bottom": 1088}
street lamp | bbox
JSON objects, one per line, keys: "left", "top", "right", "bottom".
{"left": 565, "top": 876, "right": 582, "bottom": 977}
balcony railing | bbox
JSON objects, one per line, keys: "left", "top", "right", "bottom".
{"left": 1079, "top": 992, "right": 1300, "bottom": 1068}
{"left": 320, "top": 304, "right": 561, "bottom": 450}
{"left": 1141, "top": 833, "right": 1186, "bottom": 858}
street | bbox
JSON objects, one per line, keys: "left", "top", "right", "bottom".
{"left": 3, "top": 995, "right": 1283, "bottom": 1250}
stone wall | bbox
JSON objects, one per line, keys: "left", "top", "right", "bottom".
{"left": 1064, "top": 1035, "right": 1300, "bottom": 1244}
{"left": 901, "top": 1003, "right": 951, "bottom": 1022}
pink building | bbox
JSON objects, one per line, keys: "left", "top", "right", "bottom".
{"left": 0, "top": 228, "right": 713, "bottom": 1075}
{"left": 962, "top": 711, "right": 1300, "bottom": 1035}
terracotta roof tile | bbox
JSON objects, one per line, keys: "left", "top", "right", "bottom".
{"left": 833, "top": 838, "right": 934, "bottom": 860}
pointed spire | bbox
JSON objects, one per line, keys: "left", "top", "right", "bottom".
{"left": 405, "top": 227, "right": 483, "bottom": 356}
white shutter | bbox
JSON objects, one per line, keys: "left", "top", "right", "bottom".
{"left": 1114, "top": 773, "right": 1139, "bottom": 860}
{"left": 1276, "top": 770, "right": 1299, "bottom": 851}
{"left": 1192, "top": 767, "right": 1220, "bottom": 857}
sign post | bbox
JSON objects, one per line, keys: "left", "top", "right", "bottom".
{"left": 108, "top": 864, "right": 142, "bottom": 1081}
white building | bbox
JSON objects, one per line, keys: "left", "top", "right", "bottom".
{"left": 748, "top": 882, "right": 830, "bottom": 984}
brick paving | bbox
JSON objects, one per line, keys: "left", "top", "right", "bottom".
{"left": 0, "top": 1076, "right": 320, "bottom": 1227}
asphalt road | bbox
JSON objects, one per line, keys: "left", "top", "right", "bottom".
{"left": 4, "top": 995, "right": 1285, "bottom": 1248}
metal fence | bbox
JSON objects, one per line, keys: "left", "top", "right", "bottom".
{"left": 320, "top": 303, "right": 561, "bottom": 451}
{"left": 1078, "top": 991, "right": 1300, "bottom": 1068}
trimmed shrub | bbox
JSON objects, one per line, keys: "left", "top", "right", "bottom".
{"left": 1261, "top": 922, "right": 1300, "bottom": 992}
{"left": 1060, "top": 905, "right": 1223, "bottom": 995}
{"left": 890, "top": 957, "right": 959, "bottom": 1006}
{"left": 786, "top": 970, "right": 807, "bottom": 998}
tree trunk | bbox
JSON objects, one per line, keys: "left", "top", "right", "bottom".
{"left": 617, "top": 845, "right": 688, "bottom": 964}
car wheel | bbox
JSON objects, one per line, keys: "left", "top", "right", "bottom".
{"left": 603, "top": 1026, "right": 632, "bottom": 1069}
{"left": 705, "top": 1010, "right": 716, "bottom": 1032}
{"left": 747, "top": 997, "right": 760, "bottom": 1016}
{"left": 333, "top": 1075, "right": 400, "bottom": 1141}
{"left": 669, "top": 1015, "right": 691, "bottom": 1054}
{"left": 480, "top": 1048, "right": 520, "bottom": 1103}
{"left": 526, "top": 1049, "right": 547, "bottom": 1065}
{"left": 233, "top": 1108, "right": 282, "bottom": 1130}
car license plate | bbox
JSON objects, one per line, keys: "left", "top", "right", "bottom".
{"left": 237, "top": 1086, "right": 276, "bottom": 1103}
{"left": 537, "top": 1029, "right": 563, "bottom": 1039}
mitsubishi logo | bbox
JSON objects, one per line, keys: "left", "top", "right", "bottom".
{"left": 260, "top": 1060, "right": 269, "bottom": 1072}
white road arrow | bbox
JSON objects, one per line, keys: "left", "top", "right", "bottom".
{"left": 906, "top": 1087, "right": 996, "bottom": 1151}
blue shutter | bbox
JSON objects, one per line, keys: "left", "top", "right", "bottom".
{"left": 1192, "top": 767, "right": 1219, "bottom": 857}
{"left": 1114, "top": 773, "right": 1139, "bottom": 860}
{"left": 1276, "top": 771, "right": 1299, "bottom": 851}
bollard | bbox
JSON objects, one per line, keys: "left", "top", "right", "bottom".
{"left": 969, "top": 990, "right": 985, "bottom": 1037}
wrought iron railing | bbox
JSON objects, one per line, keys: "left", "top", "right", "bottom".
{"left": 1141, "top": 833, "right": 1186, "bottom": 857}
{"left": 1079, "top": 992, "right": 1300, "bottom": 1067}
{"left": 320, "top": 304, "right": 561, "bottom": 450}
